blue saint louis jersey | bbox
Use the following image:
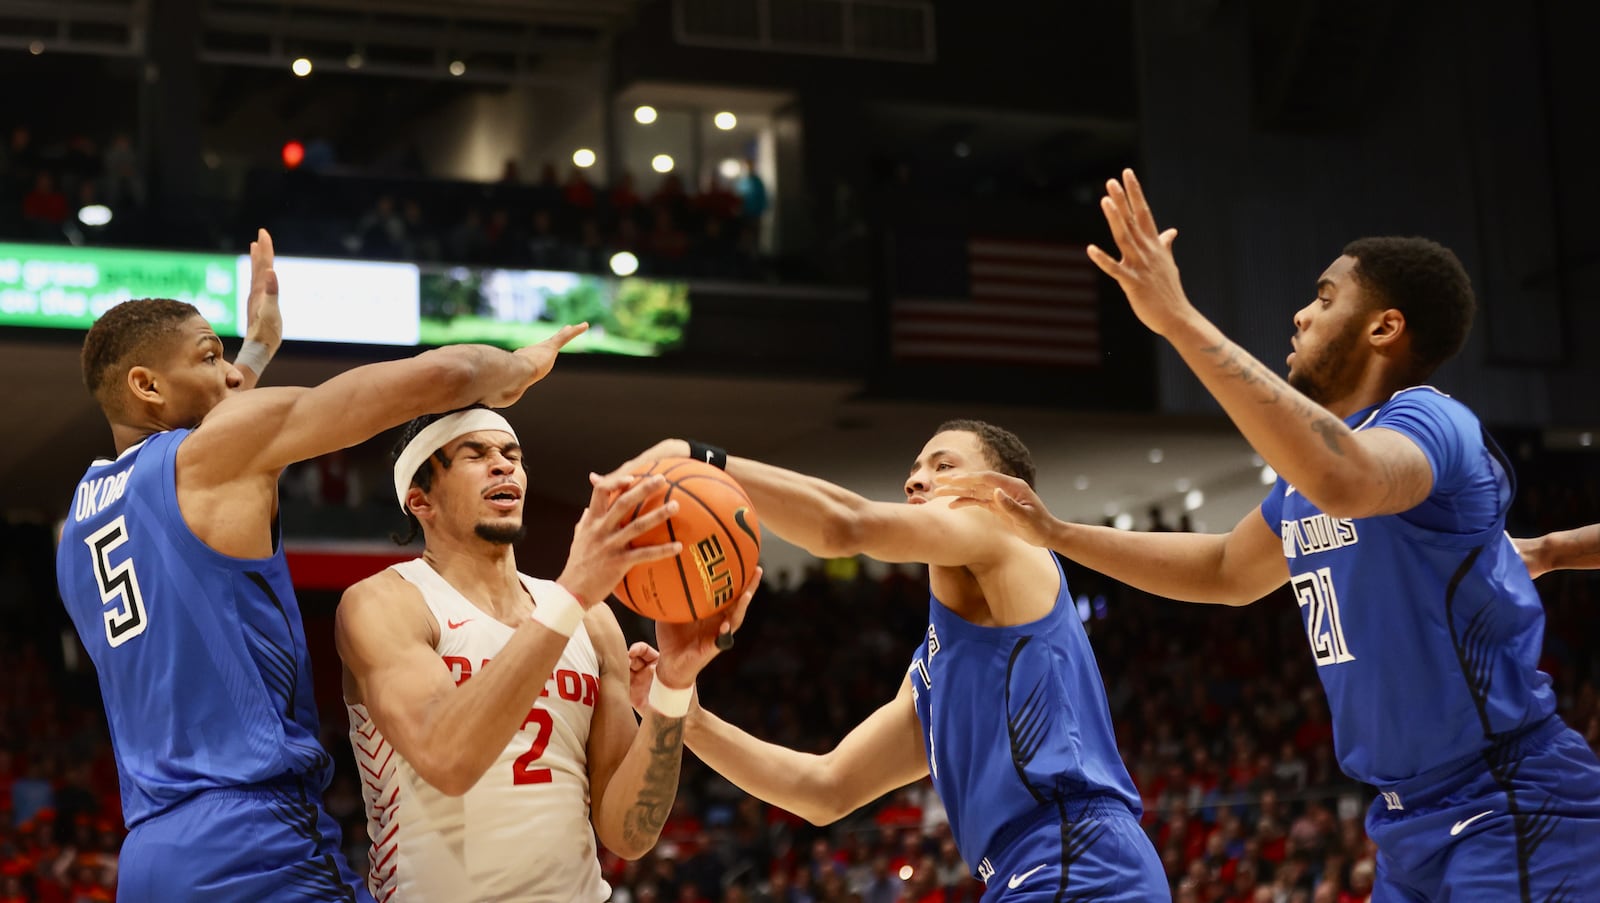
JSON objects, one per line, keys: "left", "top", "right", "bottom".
{"left": 909, "top": 552, "right": 1141, "bottom": 875}
{"left": 1261, "top": 387, "right": 1557, "bottom": 787}
{"left": 56, "top": 430, "right": 334, "bottom": 827}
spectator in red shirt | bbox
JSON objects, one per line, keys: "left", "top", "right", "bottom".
{"left": 21, "top": 171, "right": 68, "bottom": 226}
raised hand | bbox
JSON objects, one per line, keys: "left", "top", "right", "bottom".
{"left": 244, "top": 228, "right": 282, "bottom": 348}
{"left": 554, "top": 471, "right": 681, "bottom": 606}
{"left": 653, "top": 566, "right": 761, "bottom": 689}
{"left": 481, "top": 323, "right": 589, "bottom": 407}
{"left": 931, "top": 471, "right": 1060, "bottom": 549}
{"left": 1085, "top": 169, "right": 1193, "bottom": 338}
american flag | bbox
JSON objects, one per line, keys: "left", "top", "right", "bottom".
{"left": 890, "top": 236, "right": 1101, "bottom": 367}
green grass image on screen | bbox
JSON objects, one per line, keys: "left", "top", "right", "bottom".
{"left": 418, "top": 270, "right": 688, "bottom": 356}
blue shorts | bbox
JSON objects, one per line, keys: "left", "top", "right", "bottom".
{"left": 978, "top": 796, "right": 1166, "bottom": 902}
{"left": 1367, "top": 718, "right": 1600, "bottom": 902}
{"left": 118, "top": 778, "right": 372, "bottom": 903}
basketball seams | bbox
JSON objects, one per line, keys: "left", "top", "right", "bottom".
{"left": 611, "top": 458, "right": 758, "bottom": 623}
{"left": 660, "top": 484, "right": 700, "bottom": 621}
{"left": 667, "top": 477, "right": 758, "bottom": 590}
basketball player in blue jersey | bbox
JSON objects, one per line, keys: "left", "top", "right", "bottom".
{"left": 55, "top": 229, "right": 589, "bottom": 902}
{"left": 608, "top": 425, "right": 1167, "bottom": 901}
{"left": 936, "top": 170, "right": 1600, "bottom": 901}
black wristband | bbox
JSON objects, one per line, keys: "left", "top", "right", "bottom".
{"left": 686, "top": 440, "right": 727, "bottom": 470}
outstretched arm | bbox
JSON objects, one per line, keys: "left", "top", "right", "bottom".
{"left": 1088, "top": 170, "right": 1434, "bottom": 519}
{"left": 934, "top": 471, "right": 1289, "bottom": 605}
{"left": 607, "top": 440, "right": 1009, "bottom": 567}
{"left": 1515, "top": 524, "right": 1600, "bottom": 579}
{"left": 626, "top": 653, "right": 929, "bottom": 826}
{"left": 182, "top": 323, "right": 587, "bottom": 484}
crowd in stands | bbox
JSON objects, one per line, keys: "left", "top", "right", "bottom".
{"left": 4, "top": 443, "right": 1597, "bottom": 902}
{"left": 0, "top": 120, "right": 773, "bottom": 282}
{"left": 0, "top": 125, "right": 144, "bottom": 248}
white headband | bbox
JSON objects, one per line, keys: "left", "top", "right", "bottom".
{"left": 392, "top": 409, "right": 520, "bottom": 512}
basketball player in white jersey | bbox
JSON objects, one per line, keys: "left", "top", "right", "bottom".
{"left": 335, "top": 407, "right": 759, "bottom": 902}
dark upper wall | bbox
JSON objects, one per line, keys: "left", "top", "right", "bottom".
{"left": 613, "top": 2, "right": 1136, "bottom": 118}
{"left": 1132, "top": 0, "right": 1600, "bottom": 425}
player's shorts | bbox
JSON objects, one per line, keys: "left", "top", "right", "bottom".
{"left": 978, "top": 795, "right": 1166, "bottom": 902}
{"left": 1367, "top": 716, "right": 1600, "bottom": 902}
{"left": 117, "top": 776, "right": 373, "bottom": 903}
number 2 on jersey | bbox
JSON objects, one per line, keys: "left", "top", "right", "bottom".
{"left": 513, "top": 708, "right": 554, "bottom": 784}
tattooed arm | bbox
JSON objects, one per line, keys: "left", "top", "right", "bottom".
{"left": 1085, "top": 169, "right": 1434, "bottom": 519}
{"left": 585, "top": 604, "right": 689, "bottom": 859}
{"left": 1515, "top": 524, "right": 1600, "bottom": 579}
{"left": 585, "top": 573, "right": 757, "bottom": 858}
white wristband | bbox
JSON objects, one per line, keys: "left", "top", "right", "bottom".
{"left": 648, "top": 674, "right": 694, "bottom": 718}
{"left": 235, "top": 339, "right": 273, "bottom": 375}
{"left": 530, "top": 583, "right": 584, "bottom": 637}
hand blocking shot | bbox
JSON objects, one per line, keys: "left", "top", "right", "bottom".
{"left": 334, "top": 409, "right": 758, "bottom": 902}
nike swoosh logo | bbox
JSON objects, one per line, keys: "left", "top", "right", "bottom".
{"left": 1450, "top": 810, "right": 1493, "bottom": 836}
{"left": 733, "top": 506, "right": 758, "bottom": 543}
{"left": 1284, "top": 484, "right": 1297, "bottom": 497}
{"left": 447, "top": 618, "right": 473, "bottom": 629}
{"left": 1007, "top": 864, "right": 1045, "bottom": 889}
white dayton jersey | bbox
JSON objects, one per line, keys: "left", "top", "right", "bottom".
{"left": 347, "top": 558, "right": 609, "bottom": 903}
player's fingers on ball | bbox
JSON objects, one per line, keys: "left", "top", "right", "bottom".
{"left": 584, "top": 480, "right": 613, "bottom": 517}
{"left": 610, "top": 473, "right": 665, "bottom": 513}
{"left": 624, "top": 541, "right": 682, "bottom": 566}
{"left": 620, "top": 500, "right": 678, "bottom": 540}
{"left": 591, "top": 470, "right": 638, "bottom": 496}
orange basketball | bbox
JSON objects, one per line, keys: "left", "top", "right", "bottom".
{"left": 611, "top": 457, "right": 762, "bottom": 624}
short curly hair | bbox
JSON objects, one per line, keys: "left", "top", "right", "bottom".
{"left": 935, "top": 419, "right": 1037, "bottom": 488}
{"left": 80, "top": 298, "right": 201, "bottom": 405}
{"left": 1341, "top": 237, "right": 1475, "bottom": 379}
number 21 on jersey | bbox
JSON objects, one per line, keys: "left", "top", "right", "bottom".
{"left": 1293, "top": 566, "right": 1355, "bottom": 666}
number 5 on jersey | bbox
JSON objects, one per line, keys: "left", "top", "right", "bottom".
{"left": 86, "top": 515, "right": 148, "bottom": 648}
{"left": 1293, "top": 566, "right": 1355, "bottom": 666}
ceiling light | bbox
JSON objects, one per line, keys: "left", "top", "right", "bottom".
{"left": 572, "top": 148, "right": 596, "bottom": 168}
{"left": 448, "top": 60, "right": 466, "bottom": 76}
{"left": 78, "top": 205, "right": 112, "bottom": 227}
{"left": 291, "top": 57, "right": 312, "bottom": 77}
{"left": 713, "top": 111, "right": 737, "bottom": 130}
{"left": 651, "top": 154, "right": 674, "bottom": 173}
{"left": 634, "top": 105, "right": 658, "bottom": 125}
{"left": 609, "top": 251, "right": 639, "bottom": 277}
